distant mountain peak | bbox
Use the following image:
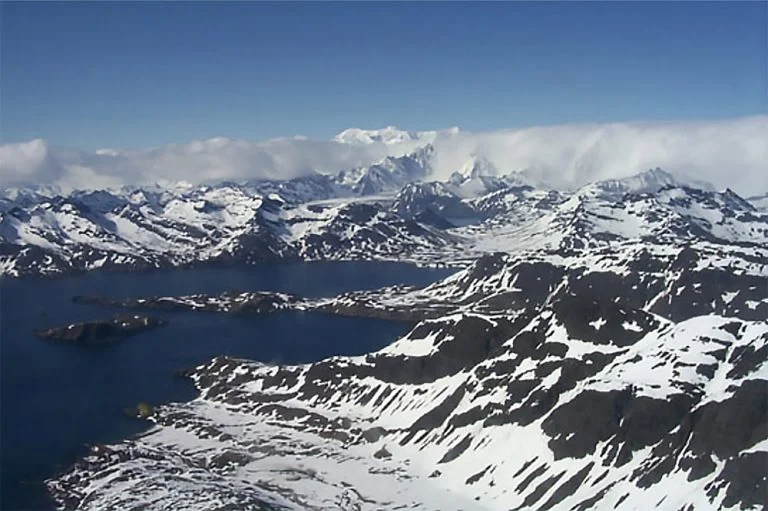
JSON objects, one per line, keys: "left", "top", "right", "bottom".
{"left": 332, "top": 126, "right": 460, "bottom": 146}
{"left": 332, "top": 126, "right": 418, "bottom": 145}
{"left": 455, "top": 153, "right": 498, "bottom": 179}
{"left": 583, "top": 167, "right": 686, "bottom": 198}
{"left": 444, "top": 154, "right": 515, "bottom": 198}
{"left": 334, "top": 145, "right": 436, "bottom": 195}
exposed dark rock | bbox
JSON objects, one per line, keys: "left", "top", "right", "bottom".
{"left": 449, "top": 405, "right": 488, "bottom": 429}
{"left": 512, "top": 459, "right": 537, "bottom": 479}
{"left": 466, "top": 465, "right": 492, "bottom": 485}
{"left": 35, "top": 314, "right": 167, "bottom": 344}
{"left": 718, "top": 452, "right": 768, "bottom": 510}
{"left": 652, "top": 269, "right": 768, "bottom": 322}
{"left": 437, "top": 434, "right": 473, "bottom": 464}
{"left": 538, "top": 462, "right": 594, "bottom": 510}
{"left": 514, "top": 463, "right": 548, "bottom": 494}
{"left": 208, "top": 451, "right": 253, "bottom": 469}
{"left": 373, "top": 446, "right": 392, "bottom": 459}
{"left": 550, "top": 293, "right": 659, "bottom": 347}
{"left": 543, "top": 389, "right": 694, "bottom": 461}
{"left": 406, "top": 385, "right": 466, "bottom": 436}
{"left": 570, "top": 482, "right": 617, "bottom": 511}
{"left": 413, "top": 209, "right": 457, "bottom": 230}
{"left": 513, "top": 470, "right": 565, "bottom": 510}
{"left": 727, "top": 344, "right": 768, "bottom": 380}
{"left": 696, "top": 363, "right": 717, "bottom": 379}
{"left": 680, "top": 454, "right": 716, "bottom": 481}
{"left": 687, "top": 379, "right": 767, "bottom": 459}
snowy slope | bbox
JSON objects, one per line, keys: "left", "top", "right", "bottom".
{"left": 459, "top": 181, "right": 768, "bottom": 259}
{"left": 580, "top": 167, "right": 681, "bottom": 199}
{"left": 48, "top": 239, "right": 768, "bottom": 510}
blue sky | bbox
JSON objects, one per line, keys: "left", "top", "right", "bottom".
{"left": 1, "top": 1, "right": 765, "bottom": 149}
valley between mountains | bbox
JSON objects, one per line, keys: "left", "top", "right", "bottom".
{"left": 3, "top": 147, "right": 766, "bottom": 510}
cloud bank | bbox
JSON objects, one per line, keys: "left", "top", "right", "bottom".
{"left": 1, "top": 116, "right": 765, "bottom": 195}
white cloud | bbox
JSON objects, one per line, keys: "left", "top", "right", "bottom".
{"left": 427, "top": 116, "right": 768, "bottom": 194}
{"left": 0, "top": 137, "right": 390, "bottom": 192}
{"left": 1, "top": 116, "right": 766, "bottom": 195}
{"left": 0, "top": 139, "right": 66, "bottom": 186}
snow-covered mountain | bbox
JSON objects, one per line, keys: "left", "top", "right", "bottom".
{"left": 580, "top": 167, "right": 681, "bottom": 199}
{"left": 19, "top": 165, "right": 765, "bottom": 509}
{"left": 235, "top": 174, "right": 350, "bottom": 204}
{"left": 390, "top": 182, "right": 477, "bottom": 223}
{"left": 456, "top": 153, "right": 499, "bottom": 179}
{"left": 335, "top": 145, "right": 435, "bottom": 195}
{"left": 333, "top": 126, "right": 460, "bottom": 146}
{"left": 47, "top": 239, "right": 768, "bottom": 510}
{"left": 747, "top": 193, "right": 768, "bottom": 212}
{"left": 0, "top": 181, "right": 456, "bottom": 277}
{"left": 446, "top": 154, "right": 535, "bottom": 199}
{"left": 0, "top": 148, "right": 454, "bottom": 276}
{"left": 2, "top": 168, "right": 766, "bottom": 278}
{"left": 455, "top": 171, "right": 767, "bottom": 263}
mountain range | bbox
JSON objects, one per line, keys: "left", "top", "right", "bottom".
{"left": 5, "top": 139, "right": 752, "bottom": 279}
{"left": 1, "top": 142, "right": 766, "bottom": 510}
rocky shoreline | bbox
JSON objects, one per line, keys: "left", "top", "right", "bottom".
{"left": 72, "top": 291, "right": 301, "bottom": 314}
{"left": 70, "top": 285, "right": 460, "bottom": 324}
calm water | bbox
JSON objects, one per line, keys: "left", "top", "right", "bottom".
{"left": 0, "top": 262, "right": 454, "bottom": 510}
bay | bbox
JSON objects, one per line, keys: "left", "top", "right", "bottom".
{"left": 0, "top": 262, "right": 453, "bottom": 510}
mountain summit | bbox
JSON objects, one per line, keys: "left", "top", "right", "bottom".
{"left": 333, "top": 126, "right": 461, "bottom": 146}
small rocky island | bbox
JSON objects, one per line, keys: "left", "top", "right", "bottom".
{"left": 35, "top": 314, "right": 167, "bottom": 344}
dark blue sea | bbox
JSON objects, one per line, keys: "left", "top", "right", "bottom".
{"left": 0, "top": 262, "right": 453, "bottom": 510}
